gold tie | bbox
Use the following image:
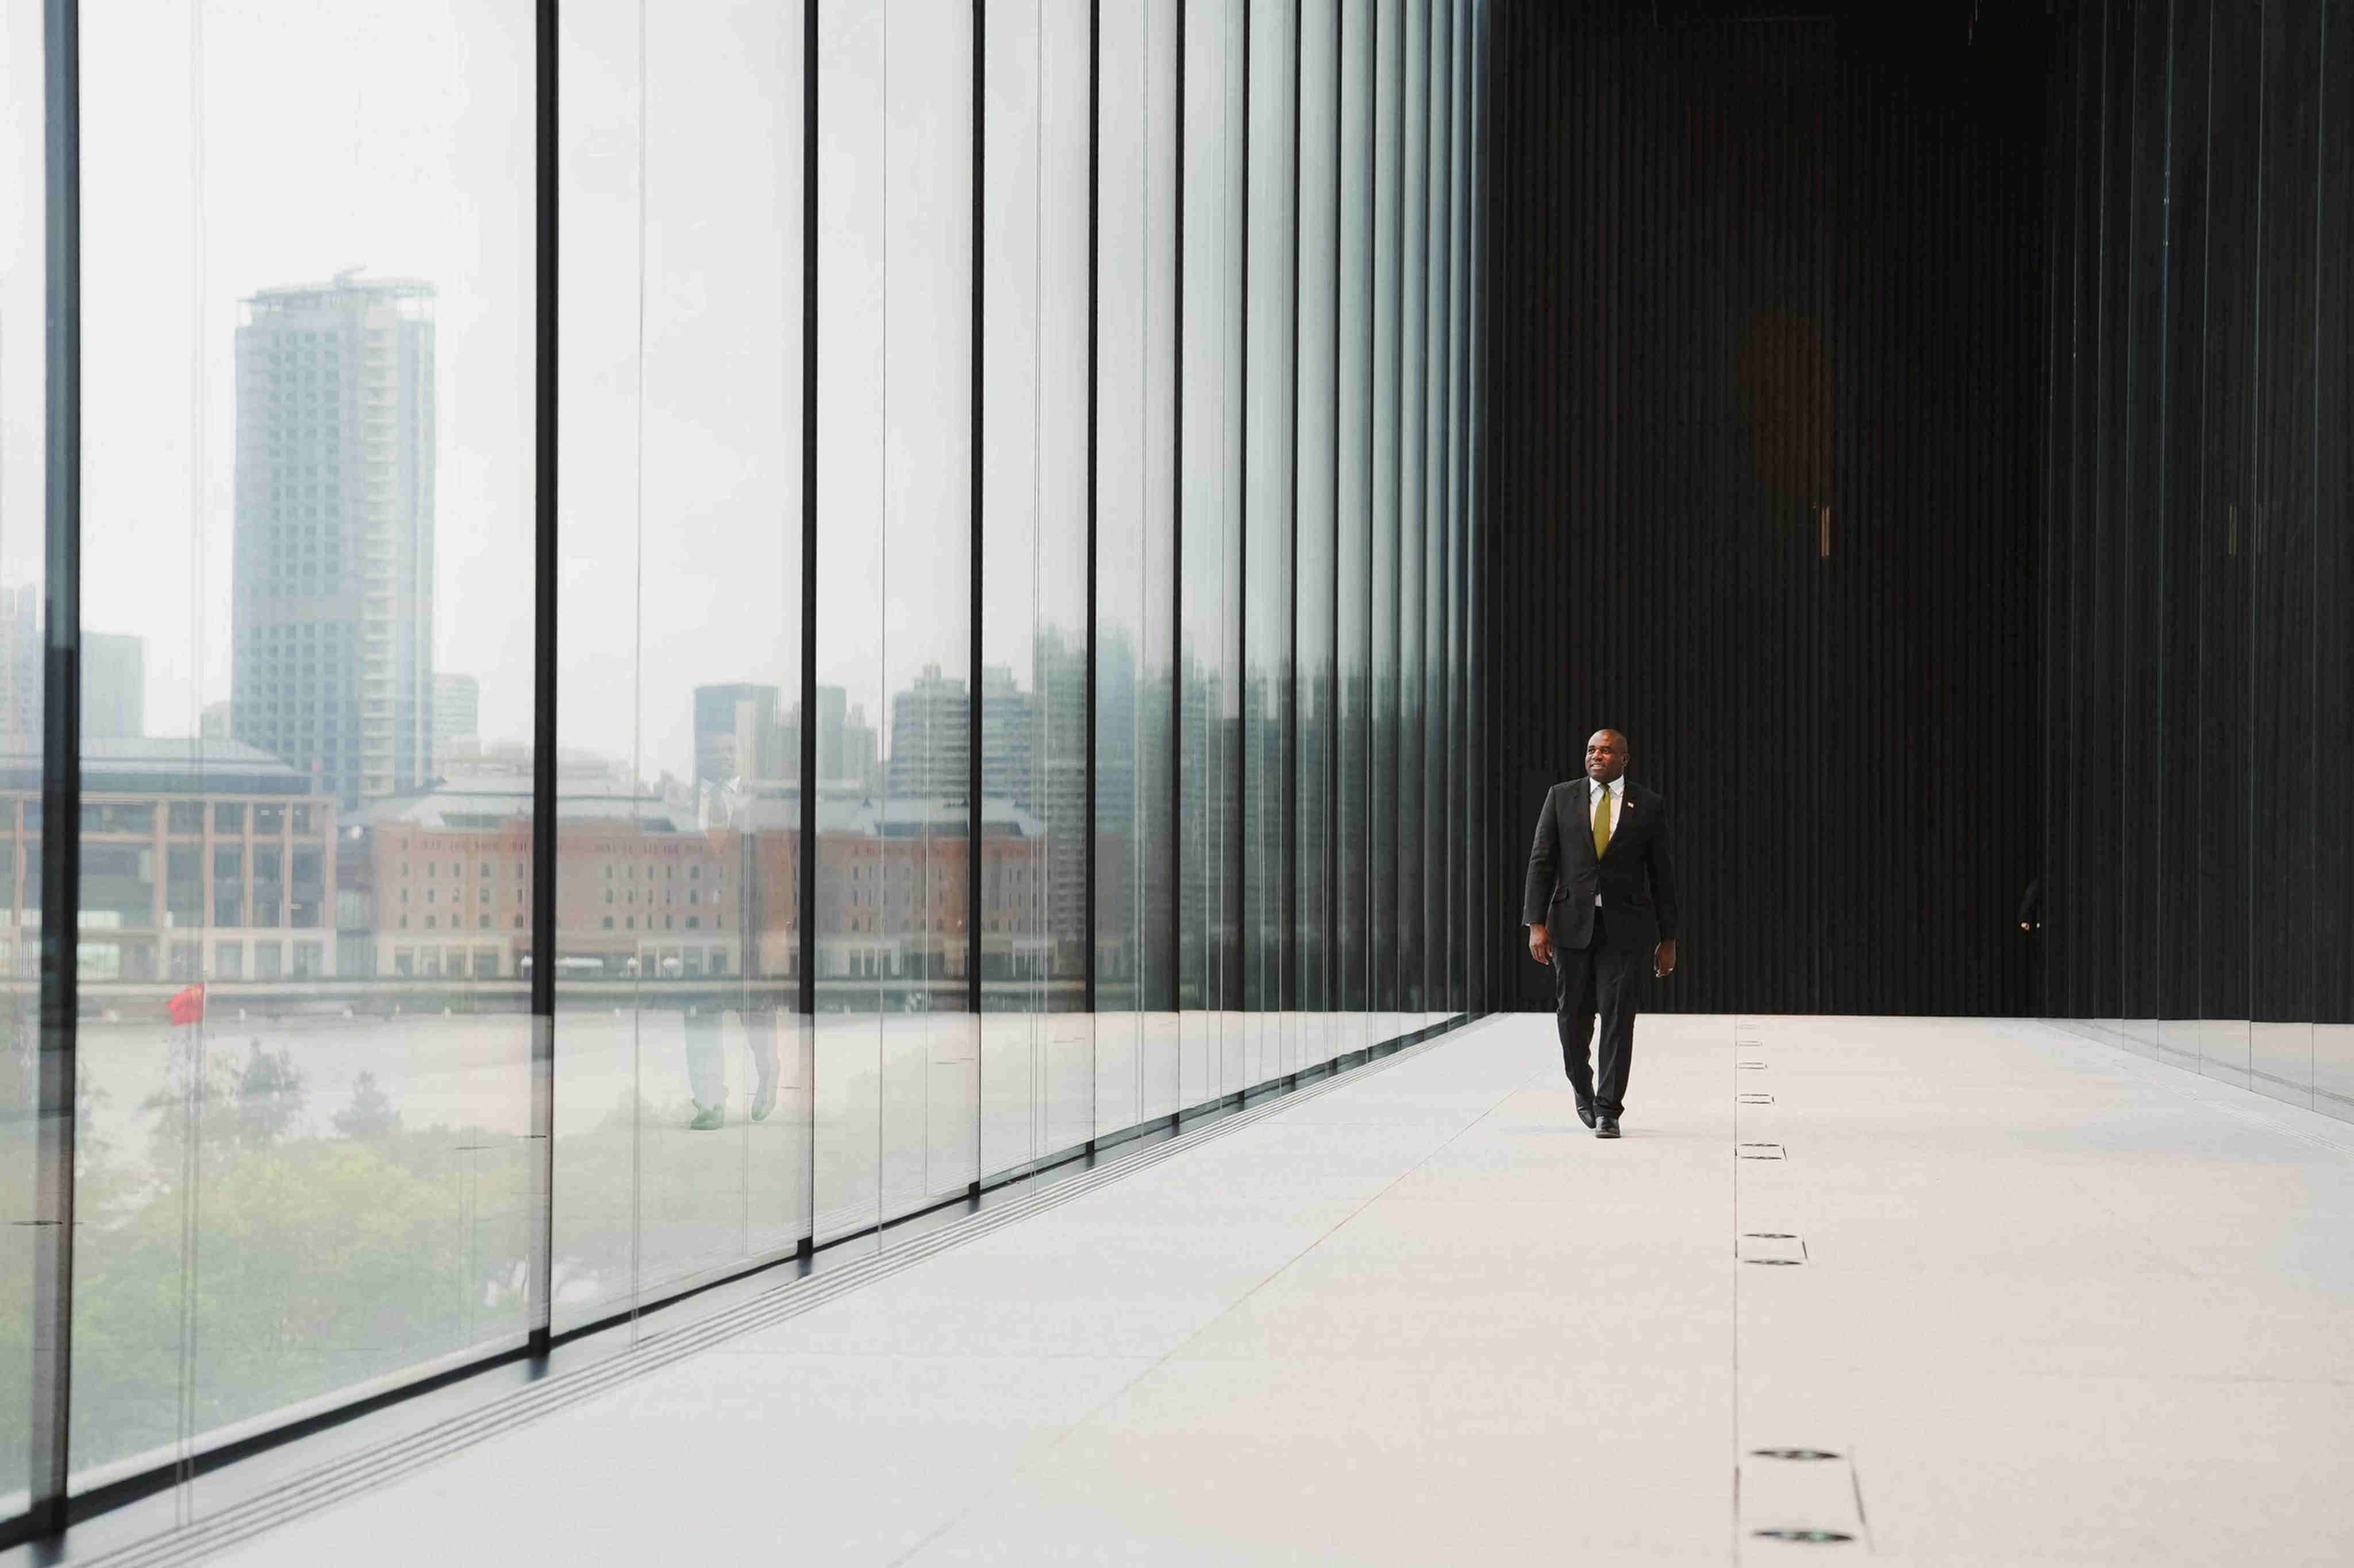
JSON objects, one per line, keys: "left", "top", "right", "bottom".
{"left": 1593, "top": 783, "right": 1613, "bottom": 858}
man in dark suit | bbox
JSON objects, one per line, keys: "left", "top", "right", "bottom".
{"left": 1523, "top": 730, "right": 1679, "bottom": 1138}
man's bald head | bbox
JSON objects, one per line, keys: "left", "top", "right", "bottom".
{"left": 1584, "top": 730, "right": 1629, "bottom": 783}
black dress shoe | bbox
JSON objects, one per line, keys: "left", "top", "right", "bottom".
{"left": 1576, "top": 1103, "right": 1597, "bottom": 1129}
{"left": 1595, "top": 1118, "right": 1621, "bottom": 1139}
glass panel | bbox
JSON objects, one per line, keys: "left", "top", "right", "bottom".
{"left": 811, "top": 0, "right": 976, "bottom": 1238}
{"left": 1295, "top": 0, "right": 1339, "bottom": 1072}
{"left": 1370, "top": 0, "right": 1404, "bottom": 1047}
{"left": 980, "top": 0, "right": 1092, "bottom": 1175}
{"left": 72, "top": 0, "right": 536, "bottom": 1483}
{"left": 1395, "top": 0, "right": 1428, "bottom": 1022}
{"left": 814, "top": 0, "right": 888, "bottom": 1247}
{"left": 1097, "top": 0, "right": 1180, "bottom": 1136}
{"left": 1244, "top": 0, "right": 1298, "bottom": 1084}
{"left": 549, "top": 0, "right": 647, "bottom": 1323}
{"left": 876, "top": 0, "right": 976, "bottom": 1221}
{"left": 552, "top": 0, "right": 813, "bottom": 1335}
{"left": 1136, "top": 0, "right": 1183, "bottom": 1120}
{"left": 1180, "top": 0, "right": 1249, "bottom": 1107}
{"left": 1095, "top": 0, "right": 1144, "bottom": 1128}
{"left": 1419, "top": 0, "right": 1451, "bottom": 1027}
{"left": 1336, "top": 0, "right": 1374, "bottom": 1051}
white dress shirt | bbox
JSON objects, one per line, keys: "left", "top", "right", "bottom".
{"left": 1586, "top": 775, "right": 1625, "bottom": 904}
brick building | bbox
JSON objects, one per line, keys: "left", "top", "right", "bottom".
{"left": 0, "top": 737, "right": 338, "bottom": 983}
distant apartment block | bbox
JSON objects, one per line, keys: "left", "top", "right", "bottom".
{"left": 0, "top": 587, "right": 146, "bottom": 739}
{"left": 886, "top": 664, "right": 969, "bottom": 802}
{"left": 231, "top": 269, "right": 437, "bottom": 808}
{"left": 698, "top": 680, "right": 882, "bottom": 800}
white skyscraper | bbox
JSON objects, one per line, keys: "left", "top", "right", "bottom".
{"left": 231, "top": 269, "right": 436, "bottom": 806}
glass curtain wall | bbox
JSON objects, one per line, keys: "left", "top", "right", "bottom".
{"left": 9, "top": 0, "right": 1484, "bottom": 1540}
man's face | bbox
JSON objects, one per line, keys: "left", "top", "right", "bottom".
{"left": 1585, "top": 731, "right": 1627, "bottom": 782}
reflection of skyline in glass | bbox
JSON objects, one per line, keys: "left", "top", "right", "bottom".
{"left": 11, "top": 0, "right": 1489, "bottom": 1528}
{"left": 4, "top": 617, "right": 1176, "bottom": 985}
{"left": 5, "top": 496, "right": 1286, "bottom": 986}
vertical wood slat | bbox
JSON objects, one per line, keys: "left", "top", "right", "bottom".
{"left": 1482, "top": 2, "right": 2044, "bottom": 1017}
{"left": 2040, "top": 0, "right": 2349, "bottom": 1116}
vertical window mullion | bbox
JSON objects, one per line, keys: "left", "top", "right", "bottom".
{"left": 32, "top": 0, "right": 84, "bottom": 1534}
{"left": 799, "top": 0, "right": 821, "bottom": 1249}
{"left": 526, "top": 0, "right": 559, "bottom": 1358}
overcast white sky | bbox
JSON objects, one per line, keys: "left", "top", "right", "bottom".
{"left": 1, "top": 1, "right": 998, "bottom": 787}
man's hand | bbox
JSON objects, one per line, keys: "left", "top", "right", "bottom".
{"left": 1653, "top": 938, "right": 1678, "bottom": 978}
{"left": 1528, "top": 923, "right": 1552, "bottom": 965}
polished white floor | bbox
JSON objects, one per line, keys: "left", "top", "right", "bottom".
{"left": 190, "top": 1012, "right": 2354, "bottom": 1566}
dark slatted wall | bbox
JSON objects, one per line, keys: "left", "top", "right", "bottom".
{"left": 1480, "top": 1, "right": 2048, "bottom": 1015}
{"left": 2040, "top": 0, "right": 2354, "bottom": 1117}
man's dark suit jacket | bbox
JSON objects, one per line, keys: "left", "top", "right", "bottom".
{"left": 1522, "top": 778, "right": 1681, "bottom": 953}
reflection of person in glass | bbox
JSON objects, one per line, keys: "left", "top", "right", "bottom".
{"left": 686, "top": 1008, "right": 776, "bottom": 1130}
{"left": 684, "top": 780, "right": 778, "bottom": 1131}
{"left": 1523, "top": 730, "right": 1679, "bottom": 1139}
